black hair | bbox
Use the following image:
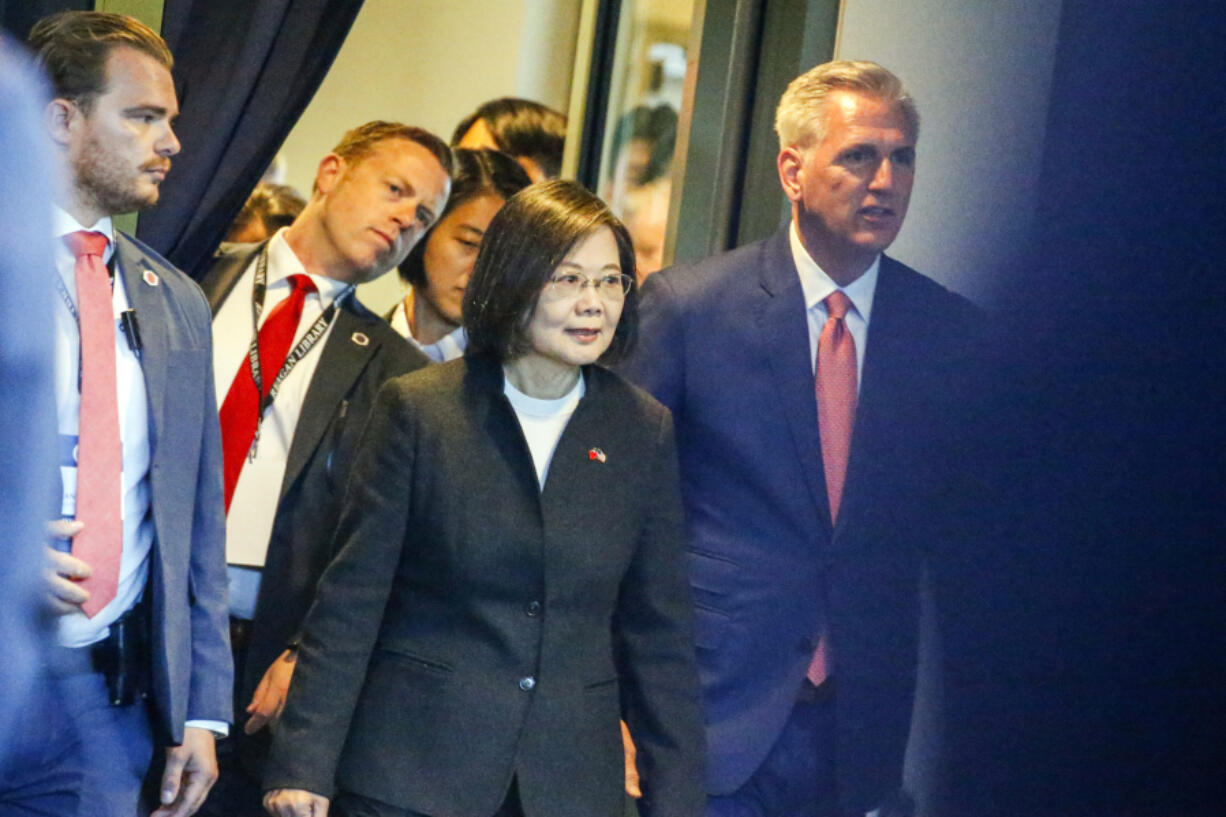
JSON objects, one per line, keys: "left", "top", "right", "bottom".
{"left": 397, "top": 148, "right": 531, "bottom": 287}
{"left": 451, "top": 97, "right": 567, "bottom": 180}
{"left": 463, "top": 180, "right": 638, "bottom": 363}
{"left": 227, "top": 183, "right": 306, "bottom": 241}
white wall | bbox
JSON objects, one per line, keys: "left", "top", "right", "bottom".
{"left": 836, "top": 0, "right": 1063, "bottom": 305}
{"left": 275, "top": 0, "right": 581, "bottom": 311}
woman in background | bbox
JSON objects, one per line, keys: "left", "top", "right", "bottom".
{"left": 387, "top": 147, "right": 530, "bottom": 362}
{"left": 263, "top": 180, "right": 703, "bottom": 817}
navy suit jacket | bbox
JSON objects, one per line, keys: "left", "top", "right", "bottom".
{"left": 112, "top": 232, "right": 233, "bottom": 743}
{"left": 621, "top": 228, "right": 980, "bottom": 812}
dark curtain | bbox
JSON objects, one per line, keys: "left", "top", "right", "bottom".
{"left": 136, "top": 0, "right": 364, "bottom": 280}
{"left": 0, "top": 0, "right": 89, "bottom": 41}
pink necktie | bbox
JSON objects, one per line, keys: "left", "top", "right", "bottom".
{"left": 65, "top": 230, "right": 122, "bottom": 617}
{"left": 808, "top": 290, "right": 859, "bottom": 685}
{"left": 218, "top": 274, "right": 316, "bottom": 510}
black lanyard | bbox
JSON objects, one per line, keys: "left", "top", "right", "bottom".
{"left": 246, "top": 246, "right": 352, "bottom": 459}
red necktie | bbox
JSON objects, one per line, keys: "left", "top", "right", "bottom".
{"left": 65, "top": 230, "right": 122, "bottom": 618}
{"left": 219, "top": 274, "right": 316, "bottom": 510}
{"left": 808, "top": 289, "right": 859, "bottom": 685}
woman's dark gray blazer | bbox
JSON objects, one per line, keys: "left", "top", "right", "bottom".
{"left": 264, "top": 353, "right": 705, "bottom": 817}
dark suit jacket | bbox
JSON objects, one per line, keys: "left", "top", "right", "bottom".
{"left": 200, "top": 242, "right": 429, "bottom": 712}
{"left": 264, "top": 355, "right": 705, "bottom": 817}
{"left": 620, "top": 228, "right": 980, "bottom": 812}
{"left": 114, "top": 232, "right": 233, "bottom": 743}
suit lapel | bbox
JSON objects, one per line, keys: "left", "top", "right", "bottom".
{"left": 539, "top": 368, "right": 611, "bottom": 499}
{"left": 466, "top": 355, "right": 542, "bottom": 506}
{"left": 115, "top": 234, "right": 168, "bottom": 451}
{"left": 536, "top": 370, "right": 631, "bottom": 566}
{"left": 755, "top": 230, "right": 834, "bottom": 535}
{"left": 278, "top": 298, "right": 378, "bottom": 502}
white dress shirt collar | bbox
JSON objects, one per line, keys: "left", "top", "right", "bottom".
{"left": 388, "top": 287, "right": 468, "bottom": 363}
{"left": 265, "top": 227, "right": 351, "bottom": 309}
{"left": 52, "top": 205, "right": 115, "bottom": 265}
{"left": 788, "top": 219, "right": 879, "bottom": 325}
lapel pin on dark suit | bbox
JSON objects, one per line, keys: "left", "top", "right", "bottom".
{"left": 141, "top": 268, "right": 159, "bottom": 287}
{"left": 588, "top": 447, "right": 606, "bottom": 463}
{"left": 350, "top": 331, "right": 369, "bottom": 347}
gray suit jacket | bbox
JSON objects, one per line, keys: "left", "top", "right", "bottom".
{"left": 113, "top": 232, "right": 233, "bottom": 743}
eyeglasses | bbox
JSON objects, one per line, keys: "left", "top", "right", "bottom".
{"left": 545, "top": 272, "right": 633, "bottom": 301}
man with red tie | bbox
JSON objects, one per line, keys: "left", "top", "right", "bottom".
{"left": 6, "top": 11, "right": 232, "bottom": 817}
{"left": 622, "top": 61, "right": 981, "bottom": 817}
{"left": 195, "top": 122, "right": 447, "bottom": 816}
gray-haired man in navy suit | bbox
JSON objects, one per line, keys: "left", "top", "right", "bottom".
{"left": 623, "top": 61, "right": 981, "bottom": 817}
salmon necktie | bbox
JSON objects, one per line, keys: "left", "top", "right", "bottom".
{"left": 65, "top": 230, "right": 122, "bottom": 617}
{"left": 808, "top": 289, "right": 858, "bottom": 685}
{"left": 816, "top": 289, "right": 858, "bottom": 522}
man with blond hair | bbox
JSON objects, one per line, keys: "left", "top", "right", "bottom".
{"left": 196, "top": 121, "right": 447, "bottom": 816}
{"left": 8, "top": 11, "right": 232, "bottom": 817}
{"left": 624, "top": 60, "right": 980, "bottom": 816}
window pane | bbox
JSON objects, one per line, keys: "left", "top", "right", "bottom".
{"left": 597, "top": 0, "right": 695, "bottom": 283}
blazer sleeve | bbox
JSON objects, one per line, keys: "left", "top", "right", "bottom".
{"left": 263, "top": 378, "right": 417, "bottom": 798}
{"left": 183, "top": 284, "right": 234, "bottom": 726}
{"left": 615, "top": 408, "right": 705, "bottom": 817}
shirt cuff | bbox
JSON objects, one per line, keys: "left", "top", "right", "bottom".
{"left": 185, "top": 719, "right": 229, "bottom": 739}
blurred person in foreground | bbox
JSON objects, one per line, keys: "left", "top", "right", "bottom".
{"left": 387, "top": 147, "right": 530, "bottom": 362}
{"left": 196, "top": 122, "right": 449, "bottom": 817}
{"left": 622, "top": 60, "right": 981, "bottom": 817}
{"left": 0, "top": 32, "right": 58, "bottom": 769}
{"left": 263, "top": 180, "right": 704, "bottom": 817}
{"left": 9, "top": 11, "right": 233, "bottom": 817}
{"left": 453, "top": 97, "right": 567, "bottom": 183}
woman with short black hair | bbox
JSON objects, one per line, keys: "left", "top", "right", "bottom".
{"left": 389, "top": 148, "right": 531, "bottom": 362}
{"left": 264, "top": 180, "right": 704, "bottom": 817}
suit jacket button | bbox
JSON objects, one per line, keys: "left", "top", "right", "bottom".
{"left": 518, "top": 676, "right": 536, "bottom": 691}
{"left": 525, "top": 600, "right": 542, "bottom": 617}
